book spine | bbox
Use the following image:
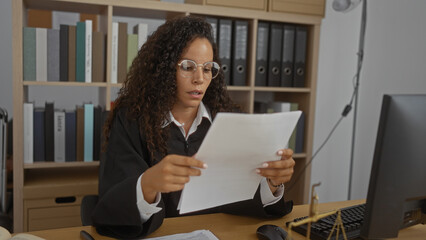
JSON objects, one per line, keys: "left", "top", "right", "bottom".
{"left": 23, "top": 27, "right": 36, "bottom": 81}
{"left": 36, "top": 28, "right": 48, "bottom": 82}
{"left": 76, "top": 106, "right": 84, "bottom": 162}
{"left": 127, "top": 34, "right": 138, "bottom": 71}
{"left": 47, "top": 29, "right": 60, "bottom": 82}
{"left": 76, "top": 22, "right": 86, "bottom": 82}
{"left": 65, "top": 111, "right": 76, "bottom": 162}
{"left": 92, "top": 31, "right": 105, "bottom": 82}
{"left": 33, "top": 108, "right": 45, "bottom": 162}
{"left": 117, "top": 22, "right": 128, "bottom": 83}
{"left": 59, "top": 25, "right": 69, "bottom": 82}
{"left": 54, "top": 111, "right": 66, "bottom": 162}
{"left": 84, "top": 104, "right": 94, "bottom": 162}
{"left": 44, "top": 102, "right": 54, "bottom": 162}
{"left": 134, "top": 23, "right": 148, "bottom": 50}
{"left": 85, "top": 20, "right": 92, "bottom": 83}
{"left": 111, "top": 22, "right": 118, "bottom": 84}
{"left": 68, "top": 25, "right": 76, "bottom": 82}
{"left": 23, "top": 103, "right": 34, "bottom": 164}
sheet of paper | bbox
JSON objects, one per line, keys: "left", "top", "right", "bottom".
{"left": 143, "top": 230, "right": 218, "bottom": 240}
{"left": 179, "top": 111, "right": 301, "bottom": 214}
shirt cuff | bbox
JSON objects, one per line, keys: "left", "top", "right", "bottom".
{"left": 136, "top": 174, "right": 162, "bottom": 222}
{"left": 259, "top": 177, "right": 284, "bottom": 207}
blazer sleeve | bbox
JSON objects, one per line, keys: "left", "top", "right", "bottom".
{"left": 92, "top": 110, "right": 165, "bottom": 239}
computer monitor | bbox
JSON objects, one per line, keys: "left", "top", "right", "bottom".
{"left": 361, "top": 94, "right": 426, "bottom": 239}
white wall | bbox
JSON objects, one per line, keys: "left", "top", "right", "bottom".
{"left": 0, "top": 0, "right": 12, "bottom": 116}
{"left": 1, "top": 0, "right": 426, "bottom": 203}
{"left": 312, "top": 0, "right": 426, "bottom": 202}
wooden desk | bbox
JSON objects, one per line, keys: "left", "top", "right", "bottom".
{"left": 24, "top": 199, "right": 426, "bottom": 239}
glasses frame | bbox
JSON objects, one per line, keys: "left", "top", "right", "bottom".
{"left": 177, "top": 59, "right": 220, "bottom": 80}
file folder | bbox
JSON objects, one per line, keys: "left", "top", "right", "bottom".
{"left": 281, "top": 24, "right": 295, "bottom": 87}
{"left": 267, "top": 23, "right": 282, "bottom": 87}
{"left": 218, "top": 19, "right": 232, "bottom": 85}
{"left": 255, "top": 22, "right": 269, "bottom": 86}
{"left": 206, "top": 17, "right": 218, "bottom": 44}
{"left": 293, "top": 26, "right": 308, "bottom": 88}
{"left": 232, "top": 20, "right": 249, "bottom": 86}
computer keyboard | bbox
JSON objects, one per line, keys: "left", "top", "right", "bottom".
{"left": 286, "top": 203, "right": 365, "bottom": 240}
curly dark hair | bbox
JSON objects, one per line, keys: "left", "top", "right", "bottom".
{"left": 103, "top": 15, "right": 238, "bottom": 161}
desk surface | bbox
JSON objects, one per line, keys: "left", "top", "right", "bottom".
{"left": 24, "top": 199, "right": 426, "bottom": 240}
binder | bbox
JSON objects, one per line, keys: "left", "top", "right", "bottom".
{"left": 281, "top": 24, "right": 295, "bottom": 87}
{"left": 65, "top": 110, "right": 76, "bottom": 162}
{"left": 54, "top": 110, "right": 66, "bottom": 162}
{"left": 44, "top": 102, "right": 54, "bottom": 162}
{"left": 255, "top": 22, "right": 269, "bottom": 86}
{"left": 293, "top": 26, "right": 308, "bottom": 88}
{"left": 206, "top": 17, "right": 218, "bottom": 43}
{"left": 267, "top": 23, "right": 282, "bottom": 87}
{"left": 84, "top": 103, "right": 94, "bottom": 162}
{"left": 218, "top": 19, "right": 232, "bottom": 85}
{"left": 47, "top": 29, "right": 60, "bottom": 82}
{"left": 232, "top": 20, "right": 249, "bottom": 86}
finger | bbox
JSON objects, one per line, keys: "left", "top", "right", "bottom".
{"left": 161, "top": 183, "right": 186, "bottom": 193}
{"left": 277, "top": 149, "right": 293, "bottom": 160}
{"left": 257, "top": 168, "right": 294, "bottom": 178}
{"left": 262, "top": 158, "right": 295, "bottom": 169}
{"left": 170, "top": 155, "right": 207, "bottom": 169}
{"left": 164, "top": 164, "right": 202, "bottom": 177}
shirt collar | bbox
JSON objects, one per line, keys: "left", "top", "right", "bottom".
{"left": 163, "top": 102, "right": 212, "bottom": 128}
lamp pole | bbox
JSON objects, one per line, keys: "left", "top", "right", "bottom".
{"left": 348, "top": 0, "right": 367, "bottom": 200}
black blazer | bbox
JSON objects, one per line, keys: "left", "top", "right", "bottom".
{"left": 92, "top": 109, "right": 293, "bottom": 239}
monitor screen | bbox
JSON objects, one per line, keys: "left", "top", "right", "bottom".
{"left": 361, "top": 94, "right": 426, "bottom": 239}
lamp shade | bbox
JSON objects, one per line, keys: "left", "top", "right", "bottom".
{"left": 332, "top": 0, "right": 362, "bottom": 12}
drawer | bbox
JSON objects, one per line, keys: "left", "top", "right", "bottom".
{"left": 28, "top": 205, "right": 81, "bottom": 231}
{"left": 269, "top": 0, "right": 325, "bottom": 16}
{"left": 186, "top": 0, "right": 267, "bottom": 11}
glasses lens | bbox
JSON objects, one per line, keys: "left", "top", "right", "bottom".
{"left": 204, "top": 62, "right": 220, "bottom": 79}
{"left": 179, "top": 60, "right": 196, "bottom": 78}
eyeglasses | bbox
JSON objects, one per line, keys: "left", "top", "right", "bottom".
{"left": 177, "top": 59, "right": 220, "bottom": 80}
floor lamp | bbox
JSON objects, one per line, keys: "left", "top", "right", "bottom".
{"left": 332, "top": 0, "right": 367, "bottom": 200}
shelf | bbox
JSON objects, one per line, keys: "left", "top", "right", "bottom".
{"left": 23, "top": 81, "right": 108, "bottom": 87}
{"left": 23, "top": 161, "right": 100, "bottom": 169}
{"left": 253, "top": 87, "right": 311, "bottom": 93}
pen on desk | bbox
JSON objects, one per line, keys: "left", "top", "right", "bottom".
{"left": 80, "top": 230, "right": 95, "bottom": 240}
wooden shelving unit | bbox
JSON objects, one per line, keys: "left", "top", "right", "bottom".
{"left": 12, "top": 0, "right": 323, "bottom": 232}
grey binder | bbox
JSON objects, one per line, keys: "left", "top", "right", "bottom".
{"left": 255, "top": 22, "right": 269, "bottom": 86}
{"left": 206, "top": 17, "right": 218, "bottom": 44}
{"left": 267, "top": 23, "right": 283, "bottom": 87}
{"left": 232, "top": 20, "right": 249, "bottom": 86}
{"left": 218, "top": 19, "right": 232, "bottom": 85}
{"left": 293, "top": 26, "right": 308, "bottom": 88}
{"left": 281, "top": 24, "right": 295, "bottom": 87}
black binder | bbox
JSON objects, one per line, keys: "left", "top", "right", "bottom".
{"left": 293, "top": 26, "right": 308, "bottom": 88}
{"left": 255, "top": 22, "right": 269, "bottom": 86}
{"left": 44, "top": 102, "right": 54, "bottom": 162}
{"left": 218, "top": 19, "right": 232, "bottom": 85}
{"left": 232, "top": 20, "right": 249, "bottom": 86}
{"left": 267, "top": 23, "right": 283, "bottom": 87}
{"left": 281, "top": 24, "right": 295, "bottom": 87}
{"left": 206, "top": 17, "right": 218, "bottom": 43}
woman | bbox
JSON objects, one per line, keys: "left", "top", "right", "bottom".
{"left": 92, "top": 15, "right": 295, "bottom": 239}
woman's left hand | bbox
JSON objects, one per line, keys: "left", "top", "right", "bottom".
{"left": 256, "top": 149, "right": 295, "bottom": 191}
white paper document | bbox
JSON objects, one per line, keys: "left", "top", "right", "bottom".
{"left": 178, "top": 111, "right": 302, "bottom": 214}
{"left": 143, "top": 230, "right": 218, "bottom": 240}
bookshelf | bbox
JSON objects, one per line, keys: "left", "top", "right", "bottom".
{"left": 12, "top": 0, "right": 324, "bottom": 232}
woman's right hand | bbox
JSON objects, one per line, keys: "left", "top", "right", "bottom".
{"left": 141, "top": 154, "right": 207, "bottom": 203}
